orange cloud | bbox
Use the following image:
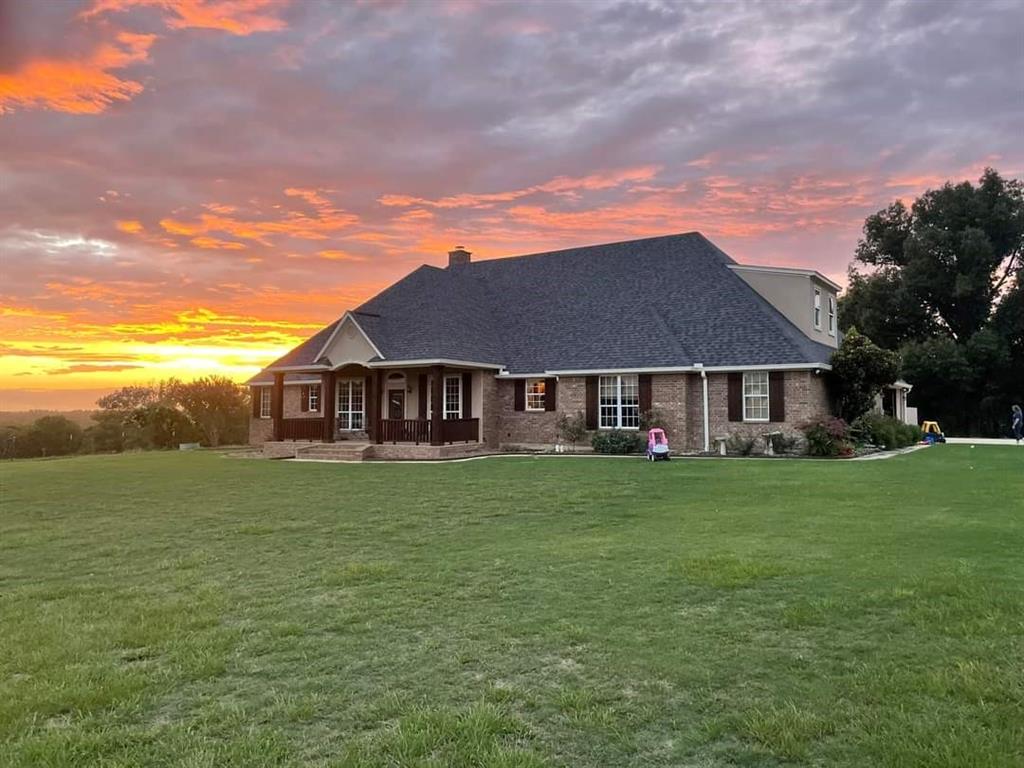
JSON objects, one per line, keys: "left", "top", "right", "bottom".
{"left": 0, "top": 32, "right": 155, "bottom": 115}
{"left": 116, "top": 219, "right": 145, "bottom": 233}
{"left": 317, "top": 249, "right": 363, "bottom": 261}
{"left": 190, "top": 235, "right": 247, "bottom": 250}
{"left": 83, "top": 0, "right": 289, "bottom": 36}
{"left": 378, "top": 166, "right": 661, "bottom": 209}
{"left": 155, "top": 188, "right": 359, "bottom": 246}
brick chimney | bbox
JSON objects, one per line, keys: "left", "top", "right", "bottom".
{"left": 447, "top": 245, "right": 471, "bottom": 267}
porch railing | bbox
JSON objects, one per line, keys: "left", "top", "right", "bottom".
{"left": 378, "top": 418, "right": 480, "bottom": 444}
{"left": 279, "top": 417, "right": 325, "bottom": 441}
{"left": 380, "top": 418, "right": 431, "bottom": 444}
{"left": 441, "top": 418, "right": 479, "bottom": 444}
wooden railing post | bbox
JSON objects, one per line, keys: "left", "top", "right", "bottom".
{"left": 321, "top": 370, "right": 335, "bottom": 442}
{"left": 271, "top": 372, "right": 284, "bottom": 441}
{"left": 374, "top": 369, "right": 384, "bottom": 445}
{"left": 430, "top": 365, "right": 443, "bottom": 446}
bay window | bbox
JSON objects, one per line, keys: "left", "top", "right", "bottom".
{"left": 599, "top": 374, "right": 640, "bottom": 429}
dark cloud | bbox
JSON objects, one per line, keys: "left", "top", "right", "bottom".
{"left": 0, "top": 0, "right": 1021, "bottom": 406}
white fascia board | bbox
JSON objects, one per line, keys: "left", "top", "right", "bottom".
{"left": 366, "top": 358, "right": 504, "bottom": 370}
{"left": 728, "top": 264, "right": 842, "bottom": 293}
{"left": 544, "top": 362, "right": 831, "bottom": 375}
{"left": 264, "top": 364, "right": 330, "bottom": 372}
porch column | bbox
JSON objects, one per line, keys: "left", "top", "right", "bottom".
{"left": 321, "top": 370, "right": 335, "bottom": 442}
{"left": 271, "top": 371, "right": 284, "bottom": 441}
{"left": 374, "top": 369, "right": 384, "bottom": 444}
{"left": 430, "top": 364, "right": 443, "bottom": 446}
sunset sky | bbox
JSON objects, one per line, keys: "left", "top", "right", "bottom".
{"left": 1, "top": 0, "right": 1022, "bottom": 410}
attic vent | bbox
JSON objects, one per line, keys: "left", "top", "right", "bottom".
{"left": 448, "top": 246, "right": 471, "bottom": 267}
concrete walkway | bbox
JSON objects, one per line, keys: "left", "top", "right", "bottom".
{"left": 944, "top": 437, "right": 1021, "bottom": 446}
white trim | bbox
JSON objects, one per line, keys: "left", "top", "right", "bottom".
{"left": 742, "top": 371, "right": 770, "bottom": 422}
{"left": 525, "top": 377, "right": 546, "bottom": 411}
{"left": 313, "top": 311, "right": 385, "bottom": 365}
{"left": 827, "top": 295, "right": 836, "bottom": 336}
{"left": 259, "top": 387, "right": 272, "bottom": 419}
{"left": 728, "top": 264, "right": 842, "bottom": 292}
{"left": 545, "top": 363, "right": 831, "bottom": 375}
{"left": 367, "top": 358, "right": 503, "bottom": 370}
{"left": 443, "top": 374, "right": 462, "bottom": 420}
{"left": 700, "top": 369, "right": 710, "bottom": 453}
{"left": 265, "top": 364, "right": 330, "bottom": 372}
{"left": 494, "top": 372, "right": 552, "bottom": 379}
{"left": 813, "top": 288, "right": 822, "bottom": 330}
{"left": 335, "top": 377, "right": 366, "bottom": 431}
{"left": 307, "top": 383, "right": 321, "bottom": 413}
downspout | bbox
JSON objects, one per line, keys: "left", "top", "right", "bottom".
{"left": 696, "top": 364, "right": 710, "bottom": 453}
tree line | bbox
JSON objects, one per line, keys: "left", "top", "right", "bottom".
{"left": 839, "top": 168, "right": 1022, "bottom": 437}
{"left": 1, "top": 376, "right": 250, "bottom": 459}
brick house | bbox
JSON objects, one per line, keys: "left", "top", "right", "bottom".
{"left": 248, "top": 232, "right": 840, "bottom": 459}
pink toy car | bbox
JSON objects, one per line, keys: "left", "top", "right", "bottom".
{"left": 646, "top": 428, "right": 670, "bottom": 461}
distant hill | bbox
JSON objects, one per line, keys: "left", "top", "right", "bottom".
{"left": 0, "top": 410, "right": 97, "bottom": 428}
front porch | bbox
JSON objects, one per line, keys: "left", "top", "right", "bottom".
{"left": 276, "top": 415, "right": 480, "bottom": 445}
{"left": 261, "top": 363, "right": 488, "bottom": 448}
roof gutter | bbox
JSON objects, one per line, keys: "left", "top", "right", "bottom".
{"left": 542, "top": 362, "right": 832, "bottom": 376}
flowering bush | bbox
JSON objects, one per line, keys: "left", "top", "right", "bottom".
{"left": 800, "top": 416, "right": 851, "bottom": 457}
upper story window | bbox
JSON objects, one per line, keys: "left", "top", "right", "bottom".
{"left": 526, "top": 378, "right": 546, "bottom": 411}
{"left": 259, "top": 387, "right": 272, "bottom": 419}
{"left": 444, "top": 375, "right": 462, "bottom": 420}
{"left": 813, "top": 288, "right": 822, "bottom": 329}
{"left": 827, "top": 295, "right": 836, "bottom": 335}
{"left": 599, "top": 374, "right": 640, "bottom": 429}
{"left": 743, "top": 371, "right": 770, "bottom": 422}
{"left": 308, "top": 383, "right": 321, "bottom": 412}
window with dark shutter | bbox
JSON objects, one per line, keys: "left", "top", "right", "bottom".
{"left": 638, "top": 374, "right": 652, "bottom": 414}
{"left": 514, "top": 379, "right": 525, "bottom": 411}
{"left": 769, "top": 372, "right": 786, "bottom": 422}
{"left": 585, "top": 376, "right": 598, "bottom": 429}
{"left": 727, "top": 373, "right": 742, "bottom": 422}
{"left": 544, "top": 378, "right": 557, "bottom": 411}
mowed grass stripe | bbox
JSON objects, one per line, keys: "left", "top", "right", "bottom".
{"left": 0, "top": 448, "right": 1021, "bottom": 766}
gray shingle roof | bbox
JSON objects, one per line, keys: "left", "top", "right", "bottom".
{"left": 250, "top": 232, "right": 835, "bottom": 381}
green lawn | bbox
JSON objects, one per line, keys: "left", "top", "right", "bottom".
{"left": 1, "top": 448, "right": 1022, "bottom": 767}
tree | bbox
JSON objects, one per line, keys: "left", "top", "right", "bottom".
{"left": 829, "top": 327, "right": 900, "bottom": 423}
{"left": 96, "top": 385, "right": 158, "bottom": 411}
{"left": 839, "top": 168, "right": 1024, "bottom": 435}
{"left": 166, "top": 376, "right": 249, "bottom": 447}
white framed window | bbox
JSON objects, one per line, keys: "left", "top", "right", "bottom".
{"left": 259, "top": 387, "right": 271, "bottom": 419}
{"left": 308, "top": 383, "right": 321, "bottom": 412}
{"left": 444, "top": 375, "right": 462, "bottom": 420}
{"left": 598, "top": 374, "right": 640, "bottom": 429}
{"left": 336, "top": 378, "right": 364, "bottom": 430}
{"left": 743, "top": 371, "right": 770, "bottom": 422}
{"left": 813, "top": 288, "right": 822, "bottom": 329}
{"left": 827, "top": 295, "right": 836, "bottom": 335}
{"left": 526, "top": 378, "right": 546, "bottom": 411}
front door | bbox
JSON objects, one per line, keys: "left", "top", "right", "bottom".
{"left": 388, "top": 389, "right": 405, "bottom": 420}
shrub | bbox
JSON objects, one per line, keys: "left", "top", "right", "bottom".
{"left": 852, "top": 413, "right": 923, "bottom": 450}
{"left": 726, "top": 434, "right": 757, "bottom": 456}
{"left": 639, "top": 408, "right": 668, "bottom": 433}
{"left": 770, "top": 433, "right": 800, "bottom": 454}
{"left": 800, "top": 416, "right": 850, "bottom": 457}
{"left": 556, "top": 411, "right": 588, "bottom": 451}
{"left": 591, "top": 430, "right": 643, "bottom": 454}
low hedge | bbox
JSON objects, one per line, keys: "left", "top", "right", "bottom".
{"left": 591, "top": 430, "right": 644, "bottom": 454}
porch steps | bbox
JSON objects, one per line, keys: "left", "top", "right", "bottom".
{"left": 293, "top": 442, "right": 371, "bottom": 462}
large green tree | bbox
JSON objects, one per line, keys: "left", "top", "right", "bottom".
{"left": 839, "top": 168, "right": 1023, "bottom": 436}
